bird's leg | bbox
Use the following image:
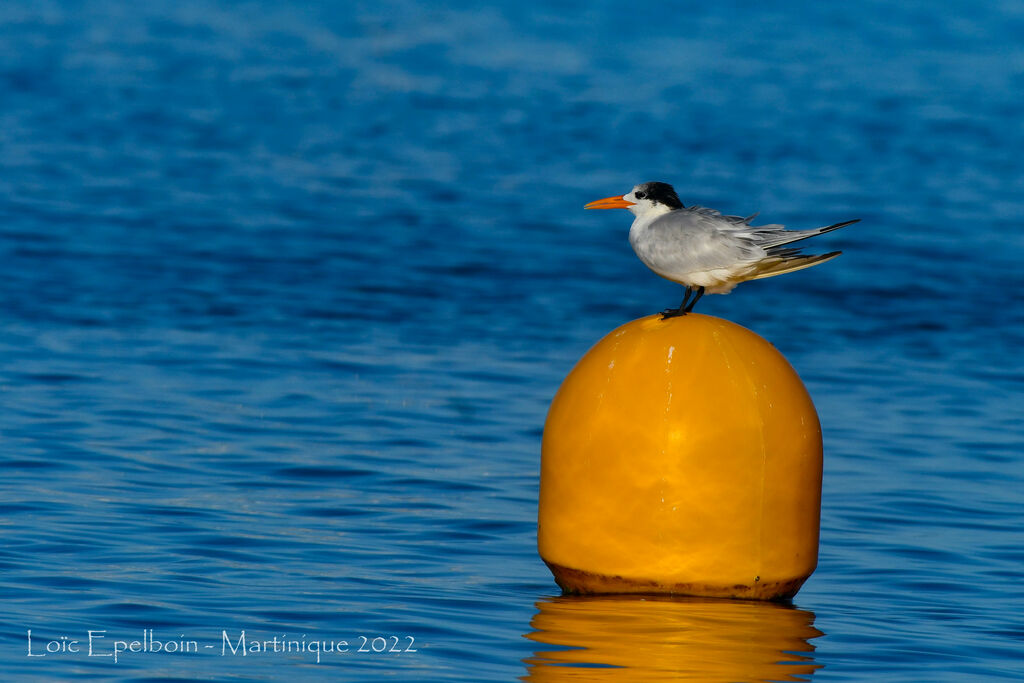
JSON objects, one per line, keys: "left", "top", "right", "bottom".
{"left": 678, "top": 287, "right": 693, "bottom": 311}
{"left": 660, "top": 287, "right": 692, "bottom": 319}
{"left": 684, "top": 286, "right": 705, "bottom": 312}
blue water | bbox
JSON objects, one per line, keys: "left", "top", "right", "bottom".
{"left": 1, "top": 1, "right": 1022, "bottom": 680}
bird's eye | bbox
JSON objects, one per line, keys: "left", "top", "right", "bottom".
{"left": 635, "top": 191, "right": 647, "bottom": 199}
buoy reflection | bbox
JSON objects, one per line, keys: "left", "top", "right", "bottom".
{"left": 522, "top": 595, "right": 823, "bottom": 682}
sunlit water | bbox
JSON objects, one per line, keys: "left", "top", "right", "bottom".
{"left": 1, "top": 1, "right": 1022, "bottom": 680}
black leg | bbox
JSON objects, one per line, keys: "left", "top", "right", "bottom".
{"left": 684, "top": 286, "right": 705, "bottom": 312}
{"left": 661, "top": 287, "right": 692, "bottom": 319}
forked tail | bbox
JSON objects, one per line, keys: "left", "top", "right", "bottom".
{"left": 747, "top": 251, "right": 842, "bottom": 281}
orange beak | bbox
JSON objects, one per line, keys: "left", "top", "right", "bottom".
{"left": 584, "top": 195, "right": 635, "bottom": 210}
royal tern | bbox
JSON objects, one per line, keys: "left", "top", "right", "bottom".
{"left": 585, "top": 182, "right": 858, "bottom": 318}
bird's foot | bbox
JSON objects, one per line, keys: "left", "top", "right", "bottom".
{"left": 660, "top": 308, "right": 687, "bottom": 320}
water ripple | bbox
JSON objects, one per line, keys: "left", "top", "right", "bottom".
{"left": 1, "top": 1, "right": 1022, "bottom": 681}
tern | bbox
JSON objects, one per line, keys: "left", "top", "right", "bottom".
{"left": 585, "top": 182, "right": 858, "bottom": 318}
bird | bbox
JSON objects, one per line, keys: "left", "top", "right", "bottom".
{"left": 585, "top": 181, "right": 858, "bottom": 318}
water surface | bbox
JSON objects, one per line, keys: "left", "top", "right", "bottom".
{"left": 1, "top": 1, "right": 1022, "bottom": 680}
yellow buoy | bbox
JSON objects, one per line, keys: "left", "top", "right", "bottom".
{"left": 538, "top": 313, "right": 822, "bottom": 600}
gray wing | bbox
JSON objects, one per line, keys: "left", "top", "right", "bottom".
{"left": 634, "top": 208, "right": 768, "bottom": 274}
{"left": 688, "top": 206, "right": 858, "bottom": 254}
{"left": 746, "top": 218, "right": 860, "bottom": 252}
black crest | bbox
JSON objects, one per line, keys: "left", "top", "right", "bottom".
{"left": 637, "top": 182, "right": 684, "bottom": 209}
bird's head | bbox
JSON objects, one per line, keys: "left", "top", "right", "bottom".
{"left": 585, "top": 181, "right": 684, "bottom": 217}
